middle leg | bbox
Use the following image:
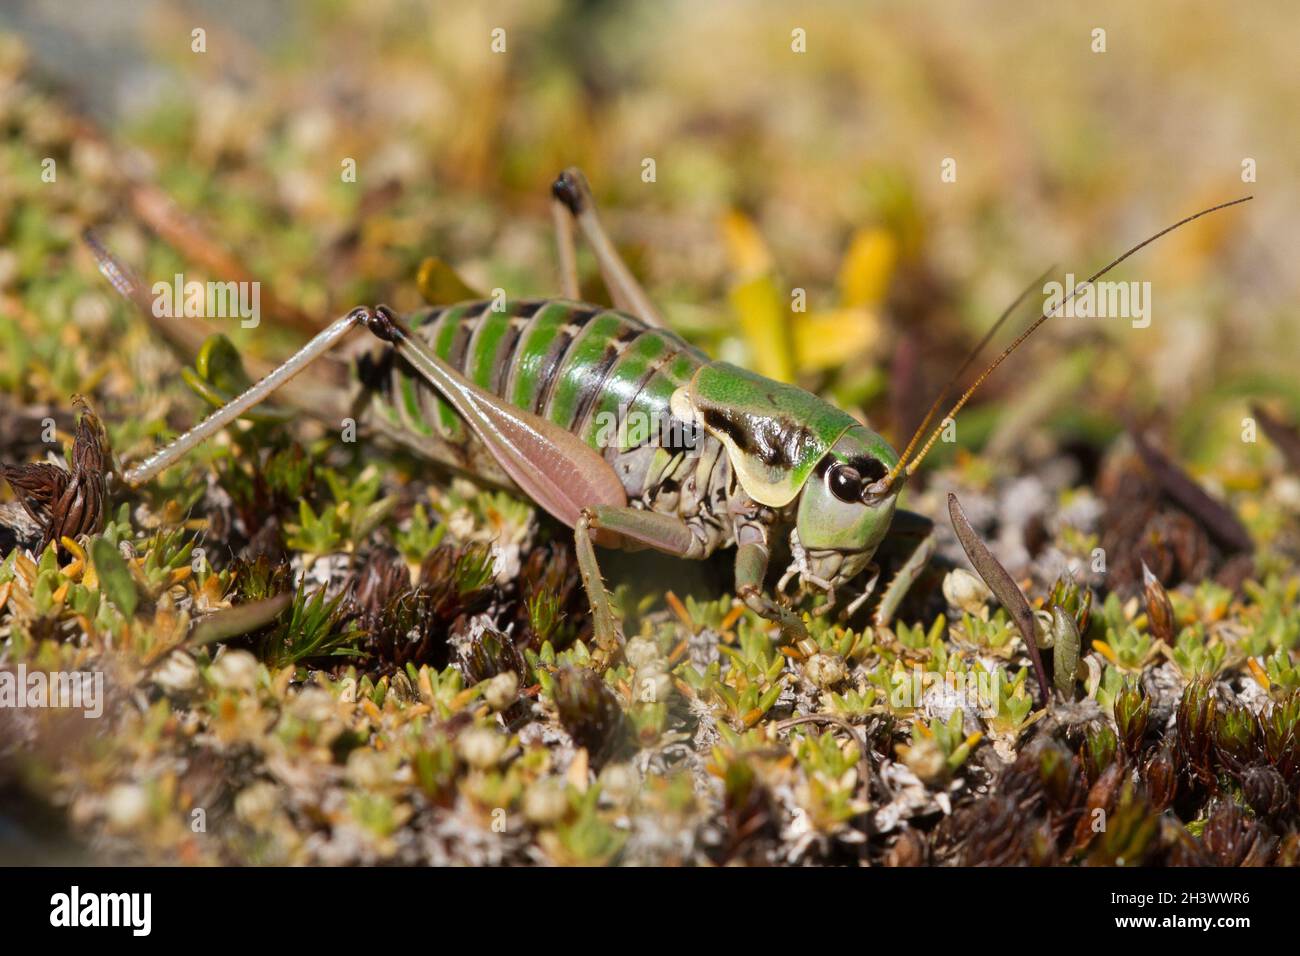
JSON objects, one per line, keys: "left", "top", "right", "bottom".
{"left": 735, "top": 541, "right": 810, "bottom": 642}
{"left": 573, "top": 504, "right": 702, "bottom": 658}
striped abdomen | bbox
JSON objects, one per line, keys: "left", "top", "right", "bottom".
{"left": 358, "top": 299, "right": 712, "bottom": 495}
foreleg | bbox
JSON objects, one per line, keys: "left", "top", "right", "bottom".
{"left": 872, "top": 509, "right": 937, "bottom": 628}
{"left": 735, "top": 541, "right": 810, "bottom": 642}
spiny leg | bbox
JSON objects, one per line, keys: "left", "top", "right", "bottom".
{"left": 551, "top": 167, "right": 666, "bottom": 328}
{"left": 120, "top": 307, "right": 373, "bottom": 487}
{"left": 579, "top": 507, "right": 811, "bottom": 646}
{"left": 573, "top": 510, "right": 622, "bottom": 658}
{"left": 574, "top": 504, "right": 701, "bottom": 655}
{"left": 872, "top": 509, "right": 937, "bottom": 628}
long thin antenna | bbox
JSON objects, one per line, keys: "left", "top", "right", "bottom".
{"left": 889, "top": 195, "right": 1252, "bottom": 485}
{"left": 85, "top": 228, "right": 356, "bottom": 379}
{"left": 885, "top": 264, "right": 1055, "bottom": 488}
{"left": 84, "top": 230, "right": 154, "bottom": 314}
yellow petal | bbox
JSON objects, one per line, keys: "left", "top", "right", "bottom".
{"left": 416, "top": 257, "right": 483, "bottom": 305}
{"left": 793, "top": 307, "right": 881, "bottom": 372}
{"left": 728, "top": 274, "right": 795, "bottom": 382}
{"left": 1246, "top": 656, "right": 1270, "bottom": 690}
{"left": 720, "top": 210, "right": 773, "bottom": 277}
{"left": 1091, "top": 640, "right": 1120, "bottom": 666}
{"left": 838, "top": 227, "right": 897, "bottom": 308}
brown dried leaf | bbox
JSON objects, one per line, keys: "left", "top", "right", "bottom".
{"left": 1251, "top": 403, "right": 1300, "bottom": 473}
{"left": 0, "top": 399, "right": 109, "bottom": 554}
{"left": 947, "top": 493, "right": 1049, "bottom": 702}
{"left": 1129, "top": 428, "right": 1253, "bottom": 554}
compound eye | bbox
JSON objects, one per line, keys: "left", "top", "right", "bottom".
{"left": 826, "top": 462, "right": 863, "bottom": 503}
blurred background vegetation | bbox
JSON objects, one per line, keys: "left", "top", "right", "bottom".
{"left": 2, "top": 0, "right": 1296, "bottom": 474}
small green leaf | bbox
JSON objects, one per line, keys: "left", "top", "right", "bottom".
{"left": 1052, "top": 605, "right": 1081, "bottom": 699}
{"left": 92, "top": 537, "right": 138, "bottom": 618}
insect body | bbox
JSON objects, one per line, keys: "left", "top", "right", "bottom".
{"left": 355, "top": 293, "right": 906, "bottom": 642}
{"left": 360, "top": 297, "right": 713, "bottom": 503}
{"left": 77, "top": 171, "right": 1250, "bottom": 660}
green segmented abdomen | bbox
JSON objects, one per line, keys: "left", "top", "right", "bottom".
{"left": 361, "top": 299, "right": 710, "bottom": 488}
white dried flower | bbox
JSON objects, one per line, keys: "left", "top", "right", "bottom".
{"left": 457, "top": 726, "right": 507, "bottom": 769}
{"left": 104, "top": 784, "right": 149, "bottom": 831}
{"left": 483, "top": 672, "right": 519, "bottom": 711}
{"left": 234, "top": 782, "right": 279, "bottom": 828}
{"left": 804, "top": 653, "right": 846, "bottom": 689}
{"left": 208, "top": 649, "right": 259, "bottom": 691}
{"left": 942, "top": 568, "right": 992, "bottom": 616}
{"left": 290, "top": 686, "right": 337, "bottom": 723}
{"left": 523, "top": 777, "right": 569, "bottom": 825}
{"left": 153, "top": 650, "right": 199, "bottom": 694}
{"left": 347, "top": 749, "right": 394, "bottom": 789}
{"left": 634, "top": 665, "right": 673, "bottom": 703}
{"left": 624, "top": 637, "right": 661, "bottom": 671}
{"left": 598, "top": 763, "right": 640, "bottom": 806}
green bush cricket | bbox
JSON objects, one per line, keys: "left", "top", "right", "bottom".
{"left": 79, "top": 170, "right": 1249, "bottom": 662}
